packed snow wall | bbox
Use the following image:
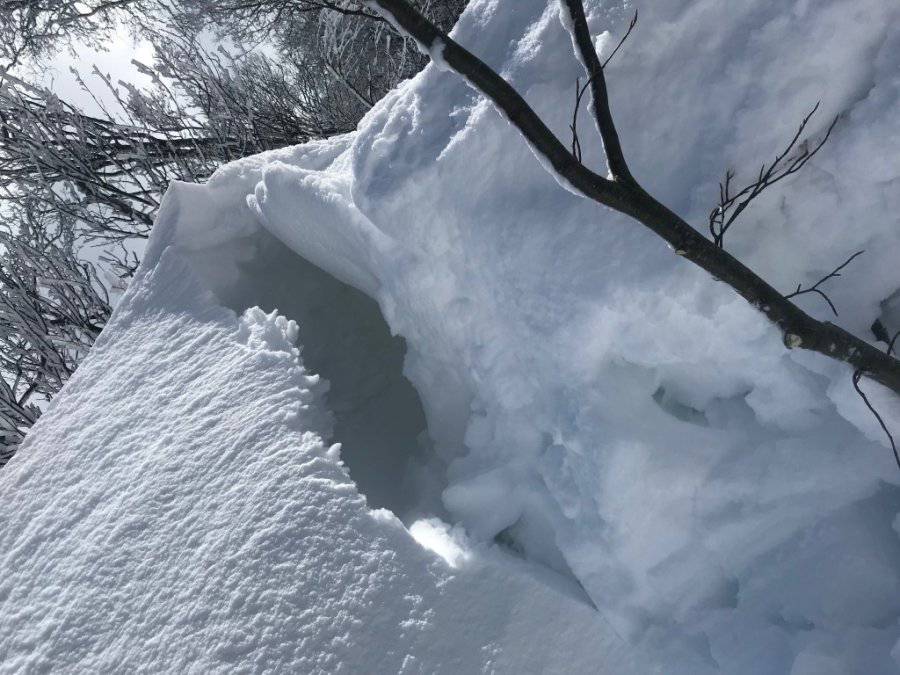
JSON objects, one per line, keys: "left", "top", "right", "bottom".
{"left": 2, "top": 0, "right": 900, "bottom": 672}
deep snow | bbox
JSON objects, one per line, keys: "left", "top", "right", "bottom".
{"left": 0, "top": 234, "right": 645, "bottom": 672}
{"left": 2, "top": 0, "right": 900, "bottom": 672}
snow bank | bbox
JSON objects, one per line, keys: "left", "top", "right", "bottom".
{"left": 0, "top": 186, "right": 651, "bottom": 673}
{"left": 3, "top": 0, "right": 900, "bottom": 671}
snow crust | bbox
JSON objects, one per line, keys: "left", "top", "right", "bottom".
{"left": 3, "top": 0, "right": 900, "bottom": 672}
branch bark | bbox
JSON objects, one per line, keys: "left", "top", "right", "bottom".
{"left": 364, "top": 0, "right": 900, "bottom": 396}
{"left": 559, "top": 0, "right": 633, "bottom": 183}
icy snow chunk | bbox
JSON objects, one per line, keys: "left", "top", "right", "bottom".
{"left": 236, "top": 306, "right": 299, "bottom": 353}
{"left": 409, "top": 518, "right": 472, "bottom": 568}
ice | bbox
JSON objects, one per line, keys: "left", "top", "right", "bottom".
{"left": 3, "top": 0, "right": 900, "bottom": 671}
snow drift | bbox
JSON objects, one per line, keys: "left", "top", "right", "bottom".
{"left": 0, "top": 237, "right": 641, "bottom": 672}
{"left": 3, "top": 0, "right": 900, "bottom": 672}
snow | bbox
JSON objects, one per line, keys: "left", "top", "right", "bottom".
{"left": 0, "top": 189, "right": 649, "bottom": 673}
{"left": 3, "top": 0, "right": 900, "bottom": 672}
{"left": 427, "top": 38, "right": 453, "bottom": 73}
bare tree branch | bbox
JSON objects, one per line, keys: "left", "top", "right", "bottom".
{"left": 559, "top": 0, "right": 633, "bottom": 183}
{"left": 364, "top": 0, "right": 900, "bottom": 398}
{"left": 569, "top": 11, "right": 637, "bottom": 165}
{"left": 709, "top": 103, "right": 838, "bottom": 248}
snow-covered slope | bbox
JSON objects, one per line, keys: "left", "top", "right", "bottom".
{"left": 3, "top": 0, "right": 900, "bottom": 672}
{"left": 0, "top": 210, "right": 650, "bottom": 673}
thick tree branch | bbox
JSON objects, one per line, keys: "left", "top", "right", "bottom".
{"left": 558, "top": 0, "right": 634, "bottom": 184}
{"left": 365, "top": 0, "right": 900, "bottom": 396}
{"left": 569, "top": 11, "right": 637, "bottom": 165}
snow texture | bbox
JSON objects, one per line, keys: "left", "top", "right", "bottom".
{"left": 0, "top": 186, "right": 647, "bottom": 673}
{"left": 3, "top": 0, "right": 900, "bottom": 672}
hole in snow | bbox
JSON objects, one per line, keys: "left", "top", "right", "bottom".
{"left": 186, "top": 227, "right": 444, "bottom": 519}
{"left": 182, "top": 222, "right": 597, "bottom": 610}
{"left": 652, "top": 386, "right": 709, "bottom": 426}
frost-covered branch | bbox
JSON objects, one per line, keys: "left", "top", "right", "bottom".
{"left": 0, "top": 71, "right": 216, "bottom": 242}
{"left": 0, "top": 0, "right": 137, "bottom": 66}
{"left": 0, "top": 202, "right": 111, "bottom": 463}
{"left": 364, "top": 0, "right": 900, "bottom": 397}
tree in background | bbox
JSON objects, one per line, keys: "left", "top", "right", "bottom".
{"left": 0, "top": 0, "right": 467, "bottom": 463}
{"left": 0, "top": 201, "right": 110, "bottom": 457}
{"left": 0, "top": 0, "right": 133, "bottom": 68}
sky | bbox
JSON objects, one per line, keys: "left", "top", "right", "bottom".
{"left": 31, "top": 25, "right": 156, "bottom": 117}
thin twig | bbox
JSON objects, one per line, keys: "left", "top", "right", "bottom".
{"left": 888, "top": 331, "right": 900, "bottom": 357}
{"left": 560, "top": 0, "right": 634, "bottom": 182}
{"left": 784, "top": 250, "right": 864, "bottom": 316}
{"left": 601, "top": 10, "right": 638, "bottom": 69}
{"left": 709, "top": 104, "right": 839, "bottom": 248}
{"left": 853, "top": 330, "right": 900, "bottom": 471}
{"left": 568, "top": 10, "right": 637, "bottom": 168}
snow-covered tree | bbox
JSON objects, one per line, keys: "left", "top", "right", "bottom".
{"left": 0, "top": 201, "right": 110, "bottom": 460}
